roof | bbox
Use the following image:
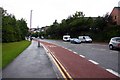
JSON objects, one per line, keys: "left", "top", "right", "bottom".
{"left": 110, "top": 7, "right": 120, "bottom": 16}
{"left": 114, "top": 7, "right": 120, "bottom": 10}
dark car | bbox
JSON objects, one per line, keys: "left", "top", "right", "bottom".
{"left": 70, "top": 38, "right": 81, "bottom": 44}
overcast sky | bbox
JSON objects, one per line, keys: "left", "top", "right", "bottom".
{"left": 1, "top": 0, "right": 120, "bottom": 28}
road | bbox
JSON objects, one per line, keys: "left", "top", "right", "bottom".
{"left": 41, "top": 39, "right": 120, "bottom": 76}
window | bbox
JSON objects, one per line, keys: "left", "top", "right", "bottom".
{"left": 115, "top": 16, "right": 116, "bottom": 19}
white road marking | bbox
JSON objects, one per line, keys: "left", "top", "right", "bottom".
{"left": 89, "top": 60, "right": 99, "bottom": 65}
{"left": 73, "top": 52, "right": 77, "bottom": 54}
{"left": 68, "top": 49, "right": 72, "bottom": 52}
{"left": 110, "top": 51, "right": 118, "bottom": 53}
{"left": 91, "top": 47, "right": 107, "bottom": 51}
{"left": 50, "top": 45, "right": 56, "bottom": 47}
{"left": 79, "top": 55, "right": 85, "bottom": 58}
{"left": 106, "top": 69, "right": 120, "bottom": 77}
{"left": 47, "top": 45, "right": 56, "bottom": 47}
{"left": 64, "top": 48, "right": 68, "bottom": 50}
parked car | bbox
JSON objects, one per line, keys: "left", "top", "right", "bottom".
{"left": 109, "top": 37, "right": 120, "bottom": 50}
{"left": 63, "top": 35, "right": 70, "bottom": 41}
{"left": 78, "top": 36, "right": 92, "bottom": 43}
{"left": 70, "top": 38, "right": 81, "bottom": 44}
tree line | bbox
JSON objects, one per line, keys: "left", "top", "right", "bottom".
{"left": 41, "top": 11, "right": 120, "bottom": 42}
{"left": 1, "top": 8, "right": 29, "bottom": 43}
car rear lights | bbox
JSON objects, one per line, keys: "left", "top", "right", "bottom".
{"left": 118, "top": 44, "right": 120, "bottom": 47}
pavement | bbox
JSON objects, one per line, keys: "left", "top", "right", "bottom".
{"left": 2, "top": 40, "right": 59, "bottom": 79}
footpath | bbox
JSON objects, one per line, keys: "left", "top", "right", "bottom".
{"left": 2, "top": 40, "right": 59, "bottom": 79}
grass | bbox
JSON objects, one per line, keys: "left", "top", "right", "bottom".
{"left": 2, "top": 40, "right": 31, "bottom": 68}
{"left": 0, "top": 43, "right": 2, "bottom": 69}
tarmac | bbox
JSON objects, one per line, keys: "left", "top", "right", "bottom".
{"left": 2, "top": 40, "right": 58, "bottom": 79}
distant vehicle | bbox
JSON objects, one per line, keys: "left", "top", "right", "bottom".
{"left": 41, "top": 36, "right": 44, "bottom": 39}
{"left": 78, "top": 36, "right": 92, "bottom": 43}
{"left": 70, "top": 38, "right": 81, "bottom": 44}
{"left": 63, "top": 35, "right": 70, "bottom": 41}
{"left": 109, "top": 37, "right": 120, "bottom": 50}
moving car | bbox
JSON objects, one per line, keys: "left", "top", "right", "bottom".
{"left": 109, "top": 37, "right": 120, "bottom": 50}
{"left": 63, "top": 35, "right": 70, "bottom": 41}
{"left": 70, "top": 38, "right": 81, "bottom": 44}
{"left": 78, "top": 36, "right": 92, "bottom": 43}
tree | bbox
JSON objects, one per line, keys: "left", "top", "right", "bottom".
{"left": 2, "top": 8, "right": 29, "bottom": 42}
{"left": 44, "top": 11, "right": 119, "bottom": 42}
{"left": 17, "top": 18, "right": 29, "bottom": 40}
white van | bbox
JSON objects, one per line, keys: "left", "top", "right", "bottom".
{"left": 63, "top": 35, "right": 70, "bottom": 41}
{"left": 78, "top": 36, "right": 92, "bottom": 43}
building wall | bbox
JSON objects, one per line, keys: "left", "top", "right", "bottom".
{"left": 110, "top": 7, "right": 120, "bottom": 25}
{"left": 118, "top": 8, "right": 120, "bottom": 25}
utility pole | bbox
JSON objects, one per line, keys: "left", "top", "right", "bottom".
{"left": 37, "top": 26, "right": 40, "bottom": 47}
{"left": 118, "top": 1, "right": 120, "bottom": 7}
{"left": 30, "top": 10, "right": 33, "bottom": 29}
{"left": 29, "top": 10, "right": 33, "bottom": 41}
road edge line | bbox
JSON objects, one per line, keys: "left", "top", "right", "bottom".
{"left": 106, "top": 69, "right": 120, "bottom": 77}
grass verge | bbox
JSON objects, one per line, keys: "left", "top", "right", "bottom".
{"left": 2, "top": 40, "right": 31, "bottom": 68}
{"left": 0, "top": 43, "right": 2, "bottom": 69}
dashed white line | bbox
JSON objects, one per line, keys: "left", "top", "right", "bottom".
{"left": 64, "top": 48, "right": 68, "bottom": 50}
{"left": 79, "top": 55, "right": 85, "bottom": 58}
{"left": 68, "top": 49, "right": 72, "bottom": 52}
{"left": 49, "top": 45, "right": 56, "bottom": 47}
{"left": 110, "top": 51, "right": 118, "bottom": 53}
{"left": 106, "top": 69, "right": 120, "bottom": 77}
{"left": 89, "top": 60, "right": 99, "bottom": 65}
{"left": 73, "top": 52, "right": 77, "bottom": 54}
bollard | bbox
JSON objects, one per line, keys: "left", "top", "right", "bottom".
{"left": 38, "top": 41, "right": 40, "bottom": 47}
{"left": 30, "top": 37, "right": 33, "bottom": 41}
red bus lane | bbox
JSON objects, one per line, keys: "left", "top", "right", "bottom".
{"left": 40, "top": 41, "right": 119, "bottom": 79}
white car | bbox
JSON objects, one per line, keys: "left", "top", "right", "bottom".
{"left": 63, "top": 35, "right": 70, "bottom": 41}
{"left": 78, "top": 36, "right": 92, "bottom": 43}
{"left": 109, "top": 37, "right": 120, "bottom": 50}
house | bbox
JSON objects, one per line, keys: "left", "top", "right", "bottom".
{"left": 110, "top": 7, "right": 120, "bottom": 25}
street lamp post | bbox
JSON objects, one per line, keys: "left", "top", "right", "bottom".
{"left": 30, "top": 10, "right": 32, "bottom": 29}
{"left": 37, "top": 26, "right": 40, "bottom": 47}
{"left": 29, "top": 10, "right": 33, "bottom": 41}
